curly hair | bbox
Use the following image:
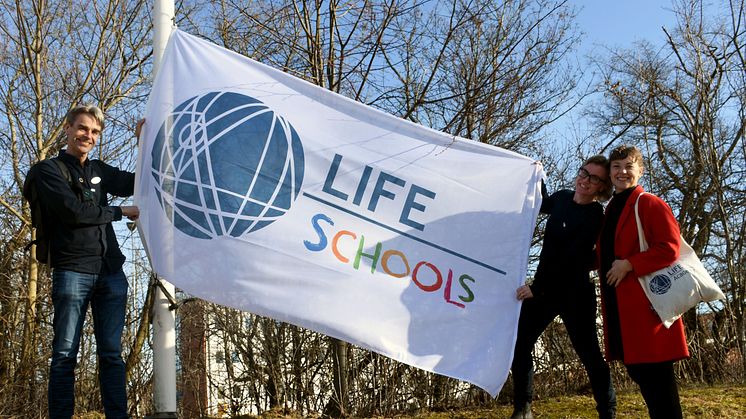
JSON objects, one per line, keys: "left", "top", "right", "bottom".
{"left": 608, "top": 145, "right": 644, "bottom": 168}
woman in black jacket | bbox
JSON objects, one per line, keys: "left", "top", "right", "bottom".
{"left": 510, "top": 155, "right": 616, "bottom": 419}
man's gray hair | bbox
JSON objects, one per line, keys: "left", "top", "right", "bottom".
{"left": 65, "top": 105, "right": 105, "bottom": 130}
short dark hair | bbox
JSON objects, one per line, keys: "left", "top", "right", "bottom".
{"left": 65, "top": 105, "right": 105, "bottom": 130}
{"left": 609, "top": 145, "right": 644, "bottom": 169}
{"left": 582, "top": 154, "right": 612, "bottom": 202}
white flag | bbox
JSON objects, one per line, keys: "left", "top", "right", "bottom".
{"left": 135, "top": 28, "right": 543, "bottom": 396}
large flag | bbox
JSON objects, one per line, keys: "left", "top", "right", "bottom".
{"left": 135, "top": 28, "right": 543, "bottom": 396}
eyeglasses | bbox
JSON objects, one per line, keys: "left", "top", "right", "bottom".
{"left": 577, "top": 168, "right": 607, "bottom": 185}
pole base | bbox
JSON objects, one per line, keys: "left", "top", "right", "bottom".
{"left": 144, "top": 413, "right": 178, "bottom": 418}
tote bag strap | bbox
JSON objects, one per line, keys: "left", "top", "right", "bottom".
{"left": 633, "top": 192, "right": 650, "bottom": 252}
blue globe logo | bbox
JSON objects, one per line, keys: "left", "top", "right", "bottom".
{"left": 151, "top": 92, "right": 305, "bottom": 239}
{"left": 649, "top": 274, "right": 672, "bottom": 295}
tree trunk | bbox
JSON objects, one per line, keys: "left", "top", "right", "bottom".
{"left": 179, "top": 299, "right": 207, "bottom": 417}
{"left": 323, "top": 337, "right": 348, "bottom": 417}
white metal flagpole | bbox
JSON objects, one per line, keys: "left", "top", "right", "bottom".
{"left": 149, "top": 0, "right": 177, "bottom": 417}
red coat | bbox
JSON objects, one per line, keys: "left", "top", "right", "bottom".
{"left": 598, "top": 185, "right": 689, "bottom": 364}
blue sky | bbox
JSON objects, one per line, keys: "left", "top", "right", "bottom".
{"left": 551, "top": 1, "right": 681, "bottom": 146}
{"left": 572, "top": 0, "right": 678, "bottom": 52}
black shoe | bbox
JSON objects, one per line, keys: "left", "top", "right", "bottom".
{"left": 598, "top": 405, "right": 616, "bottom": 419}
{"left": 510, "top": 403, "right": 534, "bottom": 419}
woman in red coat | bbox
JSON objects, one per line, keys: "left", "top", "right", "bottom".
{"left": 599, "top": 145, "right": 688, "bottom": 418}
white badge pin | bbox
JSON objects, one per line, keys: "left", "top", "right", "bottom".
{"left": 91, "top": 176, "right": 101, "bottom": 185}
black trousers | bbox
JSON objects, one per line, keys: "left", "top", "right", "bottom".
{"left": 511, "top": 281, "right": 616, "bottom": 417}
{"left": 626, "top": 361, "right": 683, "bottom": 419}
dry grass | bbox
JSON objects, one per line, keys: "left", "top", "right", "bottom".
{"left": 370, "top": 385, "right": 746, "bottom": 419}
{"left": 71, "top": 384, "right": 746, "bottom": 418}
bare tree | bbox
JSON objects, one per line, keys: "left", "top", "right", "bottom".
{"left": 0, "top": 0, "right": 152, "bottom": 414}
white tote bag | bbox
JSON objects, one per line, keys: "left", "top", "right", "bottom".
{"left": 634, "top": 193, "right": 725, "bottom": 328}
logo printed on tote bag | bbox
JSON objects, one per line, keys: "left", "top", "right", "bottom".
{"left": 650, "top": 274, "right": 673, "bottom": 295}
{"left": 151, "top": 91, "right": 305, "bottom": 239}
{"left": 649, "top": 263, "right": 689, "bottom": 295}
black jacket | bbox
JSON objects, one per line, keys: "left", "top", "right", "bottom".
{"left": 530, "top": 188, "right": 604, "bottom": 297}
{"left": 36, "top": 151, "right": 135, "bottom": 274}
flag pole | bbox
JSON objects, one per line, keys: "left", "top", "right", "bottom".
{"left": 149, "top": 0, "right": 177, "bottom": 417}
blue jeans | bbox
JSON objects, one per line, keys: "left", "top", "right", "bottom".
{"left": 48, "top": 269, "right": 129, "bottom": 419}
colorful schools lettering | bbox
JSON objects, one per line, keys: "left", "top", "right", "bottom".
{"left": 304, "top": 214, "right": 476, "bottom": 308}
{"left": 303, "top": 153, "right": 476, "bottom": 308}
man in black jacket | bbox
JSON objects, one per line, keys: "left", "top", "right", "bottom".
{"left": 37, "top": 105, "right": 139, "bottom": 419}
